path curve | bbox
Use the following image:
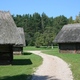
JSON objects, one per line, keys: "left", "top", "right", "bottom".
{"left": 28, "top": 51, "right": 73, "bottom": 80}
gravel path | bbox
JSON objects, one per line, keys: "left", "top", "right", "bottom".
{"left": 28, "top": 51, "right": 73, "bottom": 80}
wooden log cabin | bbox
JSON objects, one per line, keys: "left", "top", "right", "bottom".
{"left": 13, "top": 27, "right": 26, "bottom": 55}
{"left": 54, "top": 23, "right": 80, "bottom": 53}
{"left": 0, "top": 11, "right": 22, "bottom": 64}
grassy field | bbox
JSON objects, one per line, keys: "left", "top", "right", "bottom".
{"left": 41, "top": 48, "right": 80, "bottom": 80}
{"left": 0, "top": 52, "right": 42, "bottom": 80}
{"left": 23, "top": 46, "right": 53, "bottom": 51}
{"left": 0, "top": 46, "right": 80, "bottom": 80}
{"left": 25, "top": 46, "right": 80, "bottom": 80}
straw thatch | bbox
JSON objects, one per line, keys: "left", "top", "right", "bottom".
{"left": 17, "top": 27, "right": 26, "bottom": 46}
{"left": 54, "top": 23, "right": 80, "bottom": 43}
{"left": 54, "top": 23, "right": 80, "bottom": 53}
{"left": 0, "top": 11, "right": 22, "bottom": 44}
{"left": 0, "top": 10, "right": 23, "bottom": 64}
{"left": 13, "top": 27, "right": 26, "bottom": 55}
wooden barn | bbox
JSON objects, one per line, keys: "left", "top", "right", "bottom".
{"left": 54, "top": 23, "right": 80, "bottom": 53}
{"left": 0, "top": 11, "right": 22, "bottom": 64}
{"left": 13, "top": 27, "right": 26, "bottom": 55}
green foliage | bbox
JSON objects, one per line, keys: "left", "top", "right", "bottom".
{"left": 53, "top": 15, "right": 68, "bottom": 34}
{"left": 74, "top": 12, "right": 80, "bottom": 23}
{"left": 34, "top": 27, "right": 56, "bottom": 47}
{"left": 68, "top": 16, "right": 74, "bottom": 24}
{"left": 35, "top": 37, "right": 42, "bottom": 48}
{"left": 12, "top": 13, "right": 75, "bottom": 46}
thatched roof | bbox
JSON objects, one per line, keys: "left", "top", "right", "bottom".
{"left": 17, "top": 27, "right": 26, "bottom": 46}
{"left": 0, "top": 11, "right": 23, "bottom": 44}
{"left": 54, "top": 23, "right": 80, "bottom": 43}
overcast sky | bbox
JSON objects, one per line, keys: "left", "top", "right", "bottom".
{"left": 0, "top": 0, "right": 80, "bottom": 19}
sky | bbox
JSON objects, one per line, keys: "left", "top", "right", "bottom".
{"left": 0, "top": 0, "right": 80, "bottom": 19}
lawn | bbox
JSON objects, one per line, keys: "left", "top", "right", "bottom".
{"left": 0, "top": 46, "right": 80, "bottom": 80}
{"left": 41, "top": 47, "right": 80, "bottom": 80}
{"left": 0, "top": 52, "right": 42, "bottom": 80}
{"left": 25, "top": 46, "right": 80, "bottom": 80}
{"left": 23, "top": 46, "right": 52, "bottom": 51}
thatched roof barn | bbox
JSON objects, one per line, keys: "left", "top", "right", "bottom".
{"left": 0, "top": 11, "right": 22, "bottom": 64}
{"left": 54, "top": 23, "right": 80, "bottom": 53}
{"left": 17, "top": 27, "right": 26, "bottom": 46}
{"left": 0, "top": 11, "right": 23, "bottom": 44}
{"left": 13, "top": 27, "right": 26, "bottom": 55}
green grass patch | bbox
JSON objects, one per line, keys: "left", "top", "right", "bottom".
{"left": 24, "top": 46, "right": 80, "bottom": 80}
{"left": 0, "top": 52, "right": 42, "bottom": 80}
{"left": 23, "top": 46, "right": 53, "bottom": 51}
{"left": 1, "top": 46, "right": 80, "bottom": 80}
{"left": 42, "top": 47, "right": 80, "bottom": 80}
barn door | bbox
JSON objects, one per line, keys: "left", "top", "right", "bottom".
{"left": 76, "top": 43, "right": 80, "bottom": 53}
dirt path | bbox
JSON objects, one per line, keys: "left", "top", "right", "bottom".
{"left": 28, "top": 51, "right": 73, "bottom": 80}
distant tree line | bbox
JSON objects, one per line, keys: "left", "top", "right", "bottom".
{"left": 12, "top": 12, "right": 80, "bottom": 47}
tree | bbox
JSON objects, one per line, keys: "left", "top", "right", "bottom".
{"left": 74, "top": 12, "right": 80, "bottom": 23}
{"left": 34, "top": 27, "right": 56, "bottom": 48}
{"left": 33, "top": 13, "right": 42, "bottom": 32}
{"left": 53, "top": 15, "right": 68, "bottom": 34}
{"left": 68, "top": 16, "right": 74, "bottom": 24}
{"left": 41, "top": 12, "right": 49, "bottom": 32}
{"left": 43, "top": 27, "right": 56, "bottom": 47}
{"left": 35, "top": 33, "right": 44, "bottom": 48}
{"left": 12, "top": 13, "right": 69, "bottom": 46}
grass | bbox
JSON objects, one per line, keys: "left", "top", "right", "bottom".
{"left": 1, "top": 46, "right": 80, "bottom": 80}
{"left": 0, "top": 52, "right": 42, "bottom": 80}
{"left": 23, "top": 46, "right": 52, "bottom": 51}
{"left": 25, "top": 46, "right": 80, "bottom": 80}
{"left": 41, "top": 47, "right": 80, "bottom": 80}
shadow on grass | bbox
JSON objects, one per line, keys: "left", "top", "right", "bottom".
{"left": 0, "top": 60, "right": 11, "bottom": 65}
{"left": 32, "top": 75, "right": 60, "bottom": 80}
{"left": 0, "top": 74, "right": 32, "bottom": 80}
{"left": 12, "top": 59, "right": 32, "bottom": 65}
{"left": 23, "top": 52, "right": 32, "bottom": 55}
{"left": 0, "top": 74, "right": 60, "bottom": 80}
{"left": 0, "top": 59, "right": 32, "bottom": 65}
